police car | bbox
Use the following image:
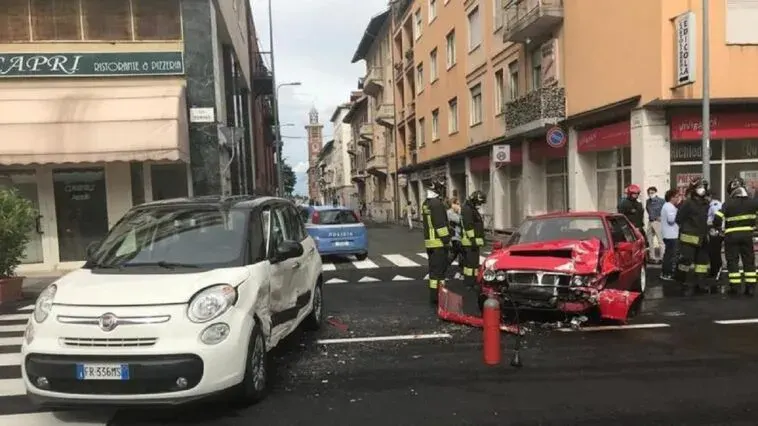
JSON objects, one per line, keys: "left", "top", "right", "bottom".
{"left": 301, "top": 205, "right": 368, "bottom": 259}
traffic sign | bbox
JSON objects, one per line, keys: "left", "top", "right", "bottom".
{"left": 546, "top": 126, "right": 566, "bottom": 148}
{"left": 492, "top": 144, "right": 511, "bottom": 166}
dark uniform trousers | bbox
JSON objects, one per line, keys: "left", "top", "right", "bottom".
{"left": 675, "top": 234, "right": 710, "bottom": 285}
{"left": 713, "top": 200, "right": 758, "bottom": 291}
{"left": 460, "top": 203, "right": 485, "bottom": 288}
{"left": 421, "top": 198, "right": 451, "bottom": 301}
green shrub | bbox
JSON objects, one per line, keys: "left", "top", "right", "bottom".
{"left": 0, "top": 188, "right": 36, "bottom": 278}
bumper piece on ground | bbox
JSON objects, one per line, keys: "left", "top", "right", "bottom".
{"left": 436, "top": 285, "right": 523, "bottom": 335}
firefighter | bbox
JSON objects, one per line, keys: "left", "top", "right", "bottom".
{"left": 421, "top": 178, "right": 451, "bottom": 304}
{"left": 460, "top": 190, "right": 487, "bottom": 289}
{"left": 713, "top": 177, "right": 758, "bottom": 296}
{"left": 675, "top": 177, "right": 712, "bottom": 296}
{"left": 618, "top": 184, "right": 647, "bottom": 248}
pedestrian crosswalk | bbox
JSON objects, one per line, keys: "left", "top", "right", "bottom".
{"left": 322, "top": 252, "right": 488, "bottom": 272}
{"left": 0, "top": 304, "right": 113, "bottom": 424}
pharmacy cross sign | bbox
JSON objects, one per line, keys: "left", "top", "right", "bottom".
{"left": 0, "top": 52, "right": 184, "bottom": 77}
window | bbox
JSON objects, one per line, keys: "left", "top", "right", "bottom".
{"left": 608, "top": 216, "right": 636, "bottom": 244}
{"left": 530, "top": 49, "right": 542, "bottom": 90}
{"left": 429, "top": 0, "right": 437, "bottom": 21}
{"left": 494, "top": 0, "right": 504, "bottom": 30}
{"left": 413, "top": 9, "right": 422, "bottom": 39}
{"left": 429, "top": 48, "right": 438, "bottom": 81}
{"left": 132, "top": 0, "right": 181, "bottom": 40}
{"left": 597, "top": 148, "right": 632, "bottom": 212}
{"left": 507, "top": 165, "right": 523, "bottom": 227}
{"left": 469, "top": 84, "right": 482, "bottom": 125}
{"left": 494, "top": 69, "right": 505, "bottom": 114}
{"left": 284, "top": 205, "right": 307, "bottom": 241}
{"left": 31, "top": 0, "right": 80, "bottom": 41}
{"left": 418, "top": 118, "right": 426, "bottom": 146}
{"left": 509, "top": 217, "right": 608, "bottom": 247}
{"left": 82, "top": 0, "right": 132, "bottom": 40}
{"left": 508, "top": 61, "right": 519, "bottom": 100}
{"left": 0, "top": 0, "right": 30, "bottom": 42}
{"left": 448, "top": 98, "right": 458, "bottom": 133}
{"left": 431, "top": 109, "right": 440, "bottom": 140}
{"left": 446, "top": 30, "right": 456, "bottom": 68}
{"left": 416, "top": 63, "right": 424, "bottom": 93}
{"left": 726, "top": 0, "right": 758, "bottom": 44}
{"left": 467, "top": 6, "right": 482, "bottom": 50}
{"left": 545, "top": 158, "right": 568, "bottom": 213}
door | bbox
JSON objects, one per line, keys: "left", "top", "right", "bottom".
{"left": 53, "top": 168, "right": 109, "bottom": 261}
{"left": 265, "top": 207, "right": 298, "bottom": 332}
{"left": 0, "top": 171, "right": 43, "bottom": 263}
{"left": 608, "top": 216, "right": 643, "bottom": 287}
{"left": 283, "top": 205, "right": 316, "bottom": 312}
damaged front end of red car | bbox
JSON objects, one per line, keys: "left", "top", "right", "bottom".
{"left": 478, "top": 238, "right": 641, "bottom": 322}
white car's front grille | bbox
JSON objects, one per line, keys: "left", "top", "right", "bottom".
{"left": 59, "top": 337, "right": 158, "bottom": 348}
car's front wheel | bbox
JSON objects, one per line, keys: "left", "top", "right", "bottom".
{"left": 233, "top": 322, "right": 269, "bottom": 405}
{"left": 355, "top": 252, "right": 368, "bottom": 261}
{"left": 304, "top": 282, "right": 323, "bottom": 331}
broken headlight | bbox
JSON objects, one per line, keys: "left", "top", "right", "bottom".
{"left": 571, "top": 275, "right": 591, "bottom": 287}
{"left": 482, "top": 269, "right": 506, "bottom": 282}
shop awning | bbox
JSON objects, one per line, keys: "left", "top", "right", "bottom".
{"left": 0, "top": 82, "right": 189, "bottom": 165}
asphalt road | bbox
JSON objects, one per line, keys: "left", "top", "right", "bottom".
{"left": 4, "top": 224, "right": 758, "bottom": 425}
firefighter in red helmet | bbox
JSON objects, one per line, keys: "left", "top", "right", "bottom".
{"left": 618, "top": 184, "right": 646, "bottom": 240}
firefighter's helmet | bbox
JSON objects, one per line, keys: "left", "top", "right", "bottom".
{"left": 728, "top": 176, "right": 747, "bottom": 197}
{"left": 626, "top": 184, "right": 641, "bottom": 196}
{"left": 468, "top": 190, "right": 487, "bottom": 206}
{"left": 425, "top": 178, "right": 446, "bottom": 197}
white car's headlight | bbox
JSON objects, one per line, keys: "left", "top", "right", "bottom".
{"left": 34, "top": 284, "right": 56, "bottom": 323}
{"left": 187, "top": 284, "right": 237, "bottom": 323}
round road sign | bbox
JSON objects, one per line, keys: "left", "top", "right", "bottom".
{"left": 546, "top": 126, "right": 566, "bottom": 148}
{"left": 496, "top": 151, "right": 508, "bottom": 161}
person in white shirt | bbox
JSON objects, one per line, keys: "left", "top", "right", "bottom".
{"left": 660, "top": 189, "right": 681, "bottom": 280}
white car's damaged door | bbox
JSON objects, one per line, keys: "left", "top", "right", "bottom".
{"left": 262, "top": 207, "right": 298, "bottom": 346}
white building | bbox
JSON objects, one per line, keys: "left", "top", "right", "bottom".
{"left": 326, "top": 103, "right": 358, "bottom": 209}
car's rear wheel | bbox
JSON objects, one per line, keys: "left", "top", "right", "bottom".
{"left": 632, "top": 267, "right": 646, "bottom": 293}
{"left": 232, "top": 322, "right": 269, "bottom": 406}
{"left": 304, "top": 282, "right": 323, "bottom": 331}
{"left": 355, "top": 252, "right": 368, "bottom": 261}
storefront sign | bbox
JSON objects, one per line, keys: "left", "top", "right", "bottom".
{"left": 0, "top": 52, "right": 184, "bottom": 77}
{"left": 670, "top": 143, "right": 714, "bottom": 162}
{"left": 675, "top": 173, "right": 701, "bottom": 196}
{"left": 530, "top": 139, "right": 566, "bottom": 159}
{"left": 469, "top": 155, "right": 490, "bottom": 173}
{"left": 492, "top": 145, "right": 511, "bottom": 166}
{"left": 670, "top": 112, "right": 758, "bottom": 140}
{"left": 546, "top": 126, "right": 566, "bottom": 148}
{"left": 674, "top": 11, "right": 696, "bottom": 86}
{"left": 577, "top": 120, "right": 631, "bottom": 152}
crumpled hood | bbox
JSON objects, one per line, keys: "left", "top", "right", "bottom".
{"left": 486, "top": 239, "right": 602, "bottom": 274}
{"left": 50, "top": 267, "right": 251, "bottom": 306}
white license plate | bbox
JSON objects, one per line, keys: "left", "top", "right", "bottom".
{"left": 76, "top": 363, "right": 130, "bottom": 380}
{"left": 334, "top": 241, "right": 350, "bottom": 247}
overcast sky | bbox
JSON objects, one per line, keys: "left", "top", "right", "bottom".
{"left": 251, "top": 0, "right": 387, "bottom": 194}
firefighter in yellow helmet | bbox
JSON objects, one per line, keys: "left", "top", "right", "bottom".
{"left": 460, "top": 190, "right": 487, "bottom": 289}
{"left": 421, "top": 178, "right": 451, "bottom": 304}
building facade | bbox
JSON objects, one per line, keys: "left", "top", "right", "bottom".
{"left": 327, "top": 103, "right": 358, "bottom": 209}
{"left": 306, "top": 107, "right": 324, "bottom": 200}
{"left": 0, "top": 0, "right": 274, "bottom": 274}
{"left": 381, "top": 0, "right": 758, "bottom": 231}
{"left": 351, "top": 10, "right": 397, "bottom": 222}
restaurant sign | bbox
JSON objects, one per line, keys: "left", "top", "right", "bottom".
{"left": 0, "top": 52, "right": 184, "bottom": 77}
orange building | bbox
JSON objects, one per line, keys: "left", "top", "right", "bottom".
{"left": 379, "top": 0, "right": 758, "bottom": 230}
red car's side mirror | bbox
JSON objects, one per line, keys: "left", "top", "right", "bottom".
{"left": 492, "top": 241, "right": 503, "bottom": 250}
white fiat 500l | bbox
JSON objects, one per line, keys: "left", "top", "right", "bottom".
{"left": 21, "top": 196, "right": 323, "bottom": 406}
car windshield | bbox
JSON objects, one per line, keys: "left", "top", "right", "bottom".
{"left": 88, "top": 207, "right": 247, "bottom": 270}
{"left": 508, "top": 217, "right": 608, "bottom": 247}
{"left": 318, "top": 209, "right": 359, "bottom": 225}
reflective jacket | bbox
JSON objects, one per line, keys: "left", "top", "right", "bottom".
{"left": 460, "top": 202, "right": 485, "bottom": 248}
{"left": 421, "top": 197, "right": 450, "bottom": 248}
{"left": 713, "top": 196, "right": 758, "bottom": 236}
{"left": 675, "top": 196, "right": 710, "bottom": 246}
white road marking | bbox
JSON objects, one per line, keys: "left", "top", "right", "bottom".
{"left": 0, "top": 325, "right": 26, "bottom": 333}
{"left": 714, "top": 318, "right": 758, "bottom": 325}
{"left": 0, "top": 411, "right": 112, "bottom": 425}
{"left": 0, "top": 313, "right": 30, "bottom": 321}
{"left": 357, "top": 276, "right": 380, "bottom": 282}
{"left": 322, "top": 263, "right": 336, "bottom": 271}
{"left": 0, "top": 336, "right": 22, "bottom": 346}
{"left": 392, "top": 275, "right": 414, "bottom": 281}
{"left": 352, "top": 259, "right": 379, "bottom": 269}
{"left": 0, "top": 352, "right": 21, "bottom": 366}
{"left": 317, "top": 333, "right": 453, "bottom": 345}
{"left": 324, "top": 278, "right": 347, "bottom": 284}
{"left": 557, "top": 323, "right": 671, "bottom": 332}
{"left": 0, "top": 378, "right": 24, "bottom": 397}
{"left": 18, "top": 304, "right": 34, "bottom": 311}
{"left": 383, "top": 254, "right": 420, "bottom": 267}
{"left": 417, "top": 252, "right": 428, "bottom": 259}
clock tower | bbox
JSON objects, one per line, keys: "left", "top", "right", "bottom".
{"left": 305, "top": 107, "right": 323, "bottom": 201}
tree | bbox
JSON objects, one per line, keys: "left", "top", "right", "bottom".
{"left": 281, "top": 159, "right": 296, "bottom": 196}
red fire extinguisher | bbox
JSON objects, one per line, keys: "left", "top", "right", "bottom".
{"left": 482, "top": 297, "right": 501, "bottom": 365}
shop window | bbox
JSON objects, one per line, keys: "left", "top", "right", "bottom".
{"left": 670, "top": 140, "right": 722, "bottom": 162}
{"left": 53, "top": 168, "right": 109, "bottom": 262}
{"left": 508, "top": 165, "right": 523, "bottom": 227}
{"left": 82, "top": 0, "right": 132, "bottom": 41}
{"left": 132, "top": 0, "right": 181, "bottom": 40}
{"left": 0, "top": 0, "right": 31, "bottom": 42}
{"left": 545, "top": 158, "right": 568, "bottom": 213}
{"left": 31, "top": 0, "right": 80, "bottom": 41}
{"left": 151, "top": 163, "right": 188, "bottom": 200}
{"left": 596, "top": 148, "right": 632, "bottom": 212}
{"left": 671, "top": 164, "right": 722, "bottom": 199}
{"left": 725, "top": 163, "right": 758, "bottom": 199}
{"left": 724, "top": 139, "right": 758, "bottom": 160}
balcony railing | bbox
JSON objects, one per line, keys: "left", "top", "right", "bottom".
{"left": 359, "top": 122, "right": 373, "bottom": 140}
{"left": 504, "top": 84, "right": 565, "bottom": 135}
{"left": 363, "top": 67, "right": 383, "bottom": 97}
{"left": 366, "top": 155, "right": 388, "bottom": 175}
{"left": 503, "top": 0, "right": 563, "bottom": 44}
{"left": 404, "top": 49, "right": 414, "bottom": 69}
{"left": 252, "top": 51, "right": 273, "bottom": 95}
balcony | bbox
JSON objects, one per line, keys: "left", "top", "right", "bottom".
{"left": 404, "top": 49, "right": 414, "bottom": 70}
{"left": 252, "top": 52, "right": 273, "bottom": 95}
{"left": 351, "top": 166, "right": 367, "bottom": 181}
{"left": 504, "top": 84, "right": 565, "bottom": 137}
{"left": 363, "top": 67, "right": 383, "bottom": 97}
{"left": 359, "top": 122, "right": 373, "bottom": 141}
{"left": 375, "top": 103, "right": 394, "bottom": 127}
{"left": 504, "top": 0, "right": 563, "bottom": 44}
{"left": 366, "top": 155, "right": 388, "bottom": 175}
{"left": 347, "top": 141, "right": 356, "bottom": 154}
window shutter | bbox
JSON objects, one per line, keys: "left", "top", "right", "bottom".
{"left": 726, "top": 0, "right": 758, "bottom": 44}
{"left": 0, "top": 0, "right": 31, "bottom": 42}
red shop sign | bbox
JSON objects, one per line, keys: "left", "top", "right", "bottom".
{"left": 529, "top": 139, "right": 567, "bottom": 159}
{"left": 577, "top": 120, "right": 631, "bottom": 152}
{"left": 469, "top": 155, "right": 490, "bottom": 173}
{"left": 670, "top": 112, "right": 758, "bottom": 141}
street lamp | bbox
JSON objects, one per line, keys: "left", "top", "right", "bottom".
{"left": 273, "top": 81, "right": 301, "bottom": 197}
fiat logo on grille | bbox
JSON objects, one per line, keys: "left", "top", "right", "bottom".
{"left": 98, "top": 313, "right": 119, "bottom": 332}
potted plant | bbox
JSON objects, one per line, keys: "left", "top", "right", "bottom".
{"left": 0, "top": 188, "right": 36, "bottom": 303}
